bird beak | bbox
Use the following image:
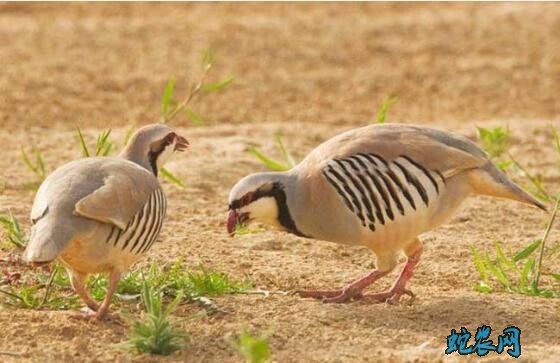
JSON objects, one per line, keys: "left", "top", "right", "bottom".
{"left": 227, "top": 209, "right": 239, "bottom": 236}
{"left": 227, "top": 209, "right": 250, "bottom": 236}
{"left": 174, "top": 134, "right": 189, "bottom": 152}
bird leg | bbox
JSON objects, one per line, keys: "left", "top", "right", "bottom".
{"left": 71, "top": 269, "right": 121, "bottom": 321}
{"left": 296, "top": 270, "right": 390, "bottom": 303}
{"left": 363, "top": 245, "right": 422, "bottom": 303}
{"left": 92, "top": 269, "right": 122, "bottom": 321}
{"left": 70, "top": 271, "right": 99, "bottom": 312}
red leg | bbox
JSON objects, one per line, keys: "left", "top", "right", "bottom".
{"left": 296, "top": 269, "right": 390, "bottom": 303}
{"left": 363, "top": 244, "right": 422, "bottom": 303}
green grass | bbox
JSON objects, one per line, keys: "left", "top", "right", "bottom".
{"left": 77, "top": 127, "right": 114, "bottom": 157}
{"left": 122, "top": 279, "right": 184, "bottom": 356}
{"left": 21, "top": 145, "right": 46, "bottom": 189}
{"left": 250, "top": 133, "right": 297, "bottom": 172}
{"left": 231, "top": 328, "right": 272, "bottom": 363}
{"left": 477, "top": 125, "right": 511, "bottom": 159}
{"left": 161, "top": 49, "right": 234, "bottom": 125}
{"left": 0, "top": 259, "right": 251, "bottom": 312}
{"left": 375, "top": 96, "right": 397, "bottom": 124}
{"left": 0, "top": 212, "right": 27, "bottom": 249}
{"left": 470, "top": 199, "right": 560, "bottom": 298}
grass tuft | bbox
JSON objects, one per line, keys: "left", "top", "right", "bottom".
{"left": 21, "top": 146, "right": 46, "bottom": 189}
{"left": 77, "top": 127, "right": 114, "bottom": 157}
{"left": 122, "top": 279, "right": 184, "bottom": 356}
{"left": 470, "top": 199, "right": 560, "bottom": 298}
{"left": 250, "top": 133, "right": 297, "bottom": 172}
{"left": 231, "top": 328, "right": 271, "bottom": 363}
{"left": 0, "top": 212, "right": 27, "bottom": 249}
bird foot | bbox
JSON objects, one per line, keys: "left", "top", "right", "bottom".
{"left": 295, "top": 287, "right": 363, "bottom": 303}
{"left": 363, "top": 287, "right": 415, "bottom": 304}
{"left": 70, "top": 307, "right": 117, "bottom": 322}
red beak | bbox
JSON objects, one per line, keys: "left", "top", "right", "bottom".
{"left": 227, "top": 209, "right": 239, "bottom": 236}
{"left": 174, "top": 134, "right": 189, "bottom": 152}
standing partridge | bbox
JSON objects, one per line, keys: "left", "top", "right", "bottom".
{"left": 227, "top": 123, "right": 545, "bottom": 303}
{"left": 24, "top": 124, "right": 188, "bottom": 319}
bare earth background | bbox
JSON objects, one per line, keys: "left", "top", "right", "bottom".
{"left": 0, "top": 3, "right": 559, "bottom": 363}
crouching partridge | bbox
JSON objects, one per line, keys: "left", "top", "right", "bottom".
{"left": 227, "top": 123, "right": 545, "bottom": 303}
{"left": 24, "top": 124, "right": 188, "bottom": 319}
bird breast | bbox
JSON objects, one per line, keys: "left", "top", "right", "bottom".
{"left": 321, "top": 152, "right": 447, "bottom": 246}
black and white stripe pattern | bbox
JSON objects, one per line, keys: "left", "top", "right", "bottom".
{"left": 323, "top": 153, "right": 445, "bottom": 231}
{"left": 105, "top": 188, "right": 167, "bottom": 254}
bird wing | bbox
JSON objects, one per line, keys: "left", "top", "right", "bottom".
{"left": 74, "top": 160, "right": 160, "bottom": 230}
{"left": 301, "top": 123, "right": 488, "bottom": 179}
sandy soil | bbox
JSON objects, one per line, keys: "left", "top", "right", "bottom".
{"left": 0, "top": 3, "right": 559, "bottom": 363}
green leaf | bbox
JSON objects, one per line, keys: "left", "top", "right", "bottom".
{"left": 201, "top": 49, "right": 214, "bottom": 70}
{"left": 519, "top": 258, "right": 534, "bottom": 288}
{"left": 160, "top": 167, "right": 184, "bottom": 188}
{"left": 551, "top": 273, "right": 560, "bottom": 282}
{"left": 249, "top": 145, "right": 289, "bottom": 172}
{"left": 483, "top": 251, "right": 510, "bottom": 287}
{"left": 275, "top": 134, "right": 296, "bottom": 168}
{"left": 201, "top": 76, "right": 235, "bottom": 93}
{"left": 161, "top": 77, "right": 176, "bottom": 118}
{"left": 470, "top": 246, "right": 488, "bottom": 283}
{"left": 375, "top": 96, "right": 397, "bottom": 124}
{"left": 185, "top": 108, "right": 205, "bottom": 126}
{"left": 476, "top": 126, "right": 510, "bottom": 158}
{"left": 76, "top": 127, "right": 90, "bottom": 157}
{"left": 95, "top": 129, "right": 113, "bottom": 156}
{"left": 493, "top": 240, "right": 518, "bottom": 272}
{"left": 473, "top": 281, "right": 493, "bottom": 293}
{"left": 513, "top": 239, "right": 541, "bottom": 262}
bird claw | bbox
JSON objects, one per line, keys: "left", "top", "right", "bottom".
{"left": 363, "top": 288, "right": 415, "bottom": 304}
{"left": 70, "top": 307, "right": 118, "bottom": 323}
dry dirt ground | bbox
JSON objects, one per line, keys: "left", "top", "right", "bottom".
{"left": 0, "top": 3, "right": 559, "bottom": 363}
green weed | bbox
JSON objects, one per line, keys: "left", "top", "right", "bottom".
{"left": 470, "top": 199, "right": 560, "bottom": 298}
{"left": 0, "top": 212, "right": 27, "bottom": 249}
{"left": 477, "top": 126, "right": 511, "bottom": 159}
{"left": 161, "top": 50, "right": 234, "bottom": 125}
{"left": 250, "top": 133, "right": 297, "bottom": 172}
{"left": 122, "top": 279, "right": 184, "bottom": 356}
{"left": 77, "top": 127, "right": 114, "bottom": 157}
{"left": 21, "top": 146, "right": 46, "bottom": 189}
{"left": 375, "top": 96, "right": 397, "bottom": 124}
{"left": 231, "top": 328, "right": 272, "bottom": 363}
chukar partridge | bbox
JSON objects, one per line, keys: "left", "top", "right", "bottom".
{"left": 24, "top": 124, "right": 188, "bottom": 319}
{"left": 227, "top": 123, "right": 545, "bottom": 303}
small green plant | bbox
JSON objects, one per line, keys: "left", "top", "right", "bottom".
{"left": 477, "top": 125, "right": 554, "bottom": 201}
{"left": 159, "top": 168, "right": 185, "bottom": 188}
{"left": 375, "top": 96, "right": 397, "bottom": 124}
{"left": 477, "top": 126, "right": 511, "bottom": 159}
{"left": 0, "top": 264, "right": 80, "bottom": 310}
{"left": 0, "top": 212, "right": 27, "bottom": 249}
{"left": 160, "top": 50, "right": 234, "bottom": 125}
{"left": 122, "top": 279, "right": 184, "bottom": 356}
{"left": 77, "top": 127, "right": 114, "bottom": 157}
{"left": 470, "top": 199, "right": 560, "bottom": 298}
{"left": 82, "top": 260, "right": 251, "bottom": 302}
{"left": 231, "top": 328, "right": 271, "bottom": 363}
{"left": 250, "top": 133, "right": 297, "bottom": 172}
{"left": 21, "top": 146, "right": 46, "bottom": 189}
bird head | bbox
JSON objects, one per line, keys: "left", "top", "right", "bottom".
{"left": 227, "top": 173, "right": 286, "bottom": 235}
{"left": 120, "top": 123, "right": 189, "bottom": 176}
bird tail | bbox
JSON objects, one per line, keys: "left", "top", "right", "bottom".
{"left": 24, "top": 220, "right": 70, "bottom": 264}
{"left": 469, "top": 162, "right": 547, "bottom": 211}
